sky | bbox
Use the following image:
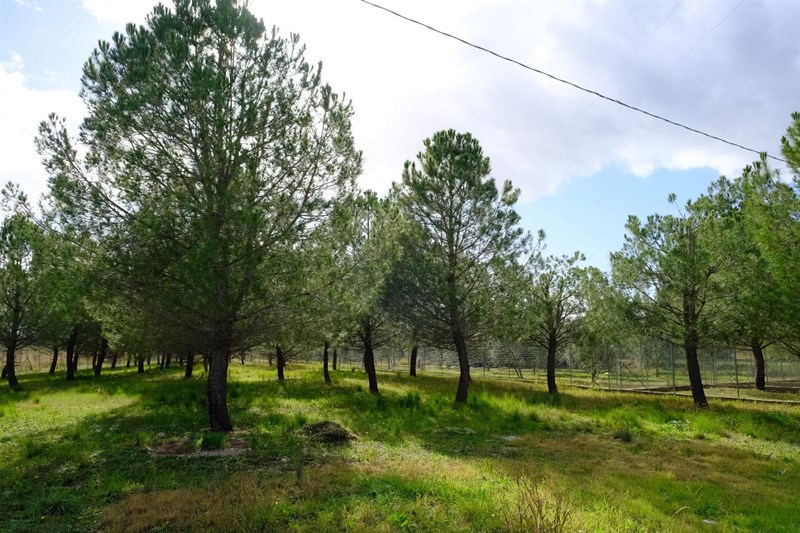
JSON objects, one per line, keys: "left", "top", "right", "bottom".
{"left": 1, "top": 0, "right": 799, "bottom": 271}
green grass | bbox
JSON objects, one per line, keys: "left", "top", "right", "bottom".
{"left": 0, "top": 363, "right": 799, "bottom": 532}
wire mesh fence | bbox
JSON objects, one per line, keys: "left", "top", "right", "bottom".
{"left": 7, "top": 339, "right": 800, "bottom": 402}
{"left": 291, "top": 339, "right": 800, "bottom": 401}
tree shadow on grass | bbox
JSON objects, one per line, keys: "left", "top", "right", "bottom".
{"left": 2, "top": 364, "right": 800, "bottom": 532}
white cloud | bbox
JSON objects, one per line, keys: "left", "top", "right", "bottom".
{"left": 0, "top": 52, "right": 24, "bottom": 71}
{"left": 248, "top": 0, "right": 798, "bottom": 199}
{"left": 82, "top": 0, "right": 156, "bottom": 25}
{"left": 0, "top": 56, "right": 85, "bottom": 203}
{"left": 25, "top": 0, "right": 800, "bottom": 207}
{"left": 14, "top": 0, "right": 42, "bottom": 12}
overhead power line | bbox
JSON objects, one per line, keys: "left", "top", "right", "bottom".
{"left": 669, "top": 0, "right": 745, "bottom": 74}
{"left": 357, "top": 0, "right": 786, "bottom": 164}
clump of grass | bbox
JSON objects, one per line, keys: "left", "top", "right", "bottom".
{"left": 399, "top": 391, "right": 422, "bottom": 409}
{"left": 34, "top": 487, "right": 81, "bottom": 517}
{"left": 502, "top": 472, "right": 571, "bottom": 533}
{"left": 200, "top": 432, "right": 228, "bottom": 451}
{"left": 20, "top": 437, "right": 48, "bottom": 459}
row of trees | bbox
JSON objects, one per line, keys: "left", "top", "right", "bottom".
{"left": 2, "top": 0, "right": 798, "bottom": 430}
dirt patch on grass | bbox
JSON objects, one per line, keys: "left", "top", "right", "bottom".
{"left": 149, "top": 433, "right": 249, "bottom": 457}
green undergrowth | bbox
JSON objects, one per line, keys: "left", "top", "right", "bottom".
{"left": 0, "top": 363, "right": 798, "bottom": 532}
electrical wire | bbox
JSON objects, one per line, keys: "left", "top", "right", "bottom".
{"left": 356, "top": 0, "right": 786, "bottom": 164}
{"left": 667, "top": 0, "right": 745, "bottom": 76}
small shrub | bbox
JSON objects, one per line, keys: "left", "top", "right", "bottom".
{"left": 200, "top": 432, "right": 228, "bottom": 451}
{"left": 612, "top": 428, "right": 634, "bottom": 443}
{"left": 502, "top": 473, "right": 571, "bottom": 533}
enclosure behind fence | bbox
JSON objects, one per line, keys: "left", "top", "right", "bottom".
{"left": 6, "top": 340, "right": 799, "bottom": 400}
{"left": 291, "top": 339, "right": 800, "bottom": 400}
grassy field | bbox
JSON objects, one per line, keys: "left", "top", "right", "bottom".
{"left": 0, "top": 363, "right": 799, "bottom": 532}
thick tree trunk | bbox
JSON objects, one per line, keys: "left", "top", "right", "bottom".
{"left": 165, "top": 353, "right": 172, "bottom": 368}
{"left": 546, "top": 335, "right": 558, "bottom": 394}
{"left": 5, "top": 342, "right": 20, "bottom": 391}
{"left": 49, "top": 346, "right": 59, "bottom": 375}
{"left": 410, "top": 345, "right": 418, "bottom": 377}
{"left": 453, "top": 332, "right": 470, "bottom": 403}
{"left": 752, "top": 341, "right": 766, "bottom": 391}
{"left": 159, "top": 352, "right": 165, "bottom": 370}
{"left": 65, "top": 326, "right": 79, "bottom": 381}
{"left": 207, "top": 321, "right": 234, "bottom": 432}
{"left": 364, "top": 345, "right": 379, "bottom": 394}
{"left": 184, "top": 353, "right": 194, "bottom": 379}
{"left": 685, "top": 340, "right": 708, "bottom": 408}
{"left": 1, "top": 364, "right": 6, "bottom": 379}
{"left": 110, "top": 350, "right": 118, "bottom": 369}
{"left": 94, "top": 337, "right": 108, "bottom": 376}
{"left": 203, "top": 355, "right": 209, "bottom": 374}
{"left": 276, "top": 345, "right": 285, "bottom": 381}
{"left": 137, "top": 355, "right": 145, "bottom": 374}
{"left": 126, "top": 353, "right": 131, "bottom": 368}
{"left": 332, "top": 348, "right": 338, "bottom": 371}
{"left": 323, "top": 341, "right": 331, "bottom": 385}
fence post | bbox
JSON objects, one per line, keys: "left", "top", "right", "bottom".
{"left": 671, "top": 343, "right": 676, "bottom": 392}
{"left": 733, "top": 345, "right": 740, "bottom": 399}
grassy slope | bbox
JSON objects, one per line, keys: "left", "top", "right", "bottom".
{"left": 0, "top": 364, "right": 798, "bottom": 532}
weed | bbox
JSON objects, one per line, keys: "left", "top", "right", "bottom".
{"left": 502, "top": 472, "right": 571, "bottom": 533}
{"left": 200, "top": 432, "right": 228, "bottom": 450}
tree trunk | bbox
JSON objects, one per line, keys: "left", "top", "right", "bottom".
{"left": 546, "top": 335, "right": 558, "bottom": 394}
{"left": 409, "top": 345, "right": 418, "bottom": 377}
{"left": 184, "top": 353, "right": 194, "bottom": 379}
{"left": 684, "top": 340, "right": 708, "bottom": 408}
{"left": 137, "top": 355, "right": 145, "bottom": 374}
{"left": 110, "top": 350, "right": 118, "bottom": 369}
{"left": 364, "top": 345, "right": 379, "bottom": 394}
{"left": 203, "top": 355, "right": 209, "bottom": 374}
{"left": 94, "top": 337, "right": 108, "bottom": 376}
{"left": 1, "top": 364, "right": 6, "bottom": 379}
{"left": 165, "top": 353, "right": 172, "bottom": 368}
{"left": 752, "top": 341, "right": 766, "bottom": 391}
{"left": 147, "top": 354, "right": 152, "bottom": 366}
{"left": 323, "top": 341, "right": 331, "bottom": 385}
{"left": 126, "top": 353, "right": 131, "bottom": 368}
{"left": 453, "top": 331, "right": 470, "bottom": 403}
{"left": 332, "top": 348, "right": 338, "bottom": 371}
{"left": 49, "top": 346, "right": 59, "bottom": 375}
{"left": 207, "top": 320, "right": 234, "bottom": 432}
{"left": 65, "top": 325, "right": 79, "bottom": 381}
{"left": 276, "top": 345, "right": 285, "bottom": 381}
{"left": 5, "top": 342, "right": 20, "bottom": 391}
{"left": 159, "top": 352, "right": 165, "bottom": 370}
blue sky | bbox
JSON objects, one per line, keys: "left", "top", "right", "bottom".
{"left": 1, "top": 0, "right": 798, "bottom": 271}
